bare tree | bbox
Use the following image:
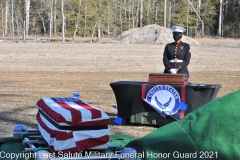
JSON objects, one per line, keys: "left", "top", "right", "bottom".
{"left": 131, "top": 0, "right": 135, "bottom": 28}
{"left": 61, "top": 0, "right": 65, "bottom": 42}
{"left": 107, "top": 2, "right": 111, "bottom": 35}
{"left": 124, "top": 0, "right": 126, "bottom": 18}
{"left": 91, "top": 22, "right": 96, "bottom": 43}
{"left": 154, "top": 0, "right": 158, "bottom": 24}
{"left": 218, "top": 0, "right": 223, "bottom": 37}
{"left": 140, "top": 0, "right": 143, "bottom": 28}
{"left": 1, "top": 7, "right": 3, "bottom": 36}
{"left": 135, "top": 0, "right": 140, "bottom": 27}
{"left": 84, "top": 0, "right": 87, "bottom": 37}
{"left": 53, "top": 0, "right": 57, "bottom": 37}
{"left": 164, "top": 0, "right": 166, "bottom": 27}
{"left": 38, "top": 11, "right": 46, "bottom": 36}
{"left": 4, "top": 0, "right": 8, "bottom": 35}
{"left": 25, "top": 0, "right": 30, "bottom": 38}
{"left": 168, "top": 0, "right": 171, "bottom": 27}
{"left": 49, "top": 0, "right": 53, "bottom": 40}
{"left": 15, "top": 3, "right": 20, "bottom": 39}
{"left": 97, "top": 19, "right": 101, "bottom": 40}
{"left": 146, "top": 0, "right": 151, "bottom": 25}
{"left": 71, "top": 0, "right": 82, "bottom": 42}
{"left": 195, "top": 0, "right": 201, "bottom": 37}
{"left": 119, "top": 0, "right": 123, "bottom": 32}
{"left": 11, "top": 0, "right": 14, "bottom": 40}
{"left": 187, "top": 0, "right": 204, "bottom": 37}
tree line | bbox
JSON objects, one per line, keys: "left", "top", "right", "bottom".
{"left": 0, "top": 0, "right": 239, "bottom": 42}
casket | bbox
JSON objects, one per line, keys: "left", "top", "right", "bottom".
{"left": 36, "top": 97, "right": 110, "bottom": 153}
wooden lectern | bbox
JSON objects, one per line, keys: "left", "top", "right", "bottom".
{"left": 148, "top": 73, "right": 188, "bottom": 85}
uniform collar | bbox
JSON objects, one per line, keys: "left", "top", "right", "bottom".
{"left": 175, "top": 41, "right": 182, "bottom": 45}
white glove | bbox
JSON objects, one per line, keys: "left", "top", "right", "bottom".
{"left": 170, "top": 68, "right": 178, "bottom": 74}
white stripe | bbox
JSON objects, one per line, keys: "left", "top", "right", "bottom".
{"left": 38, "top": 108, "right": 109, "bottom": 126}
{"left": 38, "top": 124, "right": 76, "bottom": 150}
{"left": 65, "top": 101, "right": 109, "bottom": 122}
{"left": 65, "top": 101, "right": 92, "bottom": 122}
{"left": 39, "top": 124, "right": 108, "bottom": 151}
{"left": 40, "top": 113, "right": 109, "bottom": 138}
{"left": 38, "top": 113, "right": 109, "bottom": 151}
{"left": 39, "top": 112, "right": 71, "bottom": 132}
{"left": 72, "top": 127, "right": 110, "bottom": 142}
{"left": 41, "top": 98, "right": 109, "bottom": 123}
{"left": 83, "top": 102, "right": 110, "bottom": 120}
{"left": 38, "top": 108, "right": 75, "bottom": 126}
{"left": 42, "top": 98, "right": 73, "bottom": 122}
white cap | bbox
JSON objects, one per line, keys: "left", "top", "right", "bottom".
{"left": 170, "top": 26, "right": 186, "bottom": 33}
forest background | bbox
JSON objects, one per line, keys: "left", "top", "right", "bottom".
{"left": 0, "top": 0, "right": 239, "bottom": 42}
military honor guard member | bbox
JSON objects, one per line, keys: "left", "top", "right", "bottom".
{"left": 163, "top": 26, "right": 192, "bottom": 78}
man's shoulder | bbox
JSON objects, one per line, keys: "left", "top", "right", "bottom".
{"left": 165, "top": 41, "right": 190, "bottom": 47}
{"left": 180, "top": 41, "right": 190, "bottom": 46}
{"left": 166, "top": 42, "right": 175, "bottom": 46}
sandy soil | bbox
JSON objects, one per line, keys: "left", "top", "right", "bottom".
{"left": 0, "top": 38, "right": 240, "bottom": 139}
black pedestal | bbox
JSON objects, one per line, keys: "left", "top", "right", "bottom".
{"left": 110, "top": 81, "right": 221, "bottom": 126}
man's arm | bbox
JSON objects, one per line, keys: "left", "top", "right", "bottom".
{"left": 176, "top": 44, "right": 191, "bottom": 71}
{"left": 163, "top": 45, "right": 173, "bottom": 71}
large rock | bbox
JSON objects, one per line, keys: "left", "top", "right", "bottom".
{"left": 117, "top": 24, "right": 199, "bottom": 45}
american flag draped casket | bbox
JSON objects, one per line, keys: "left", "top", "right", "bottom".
{"left": 36, "top": 97, "right": 110, "bottom": 153}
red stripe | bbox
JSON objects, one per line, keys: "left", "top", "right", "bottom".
{"left": 56, "top": 102, "right": 82, "bottom": 123}
{"left": 37, "top": 112, "right": 74, "bottom": 140}
{"left": 180, "top": 85, "right": 186, "bottom": 119}
{"left": 76, "top": 135, "right": 109, "bottom": 151}
{"left": 48, "top": 136, "right": 109, "bottom": 153}
{"left": 36, "top": 99, "right": 66, "bottom": 124}
{"left": 37, "top": 99, "right": 107, "bottom": 126}
{"left": 75, "top": 101, "right": 102, "bottom": 119}
{"left": 37, "top": 108, "right": 108, "bottom": 127}
{"left": 142, "top": 84, "right": 147, "bottom": 99}
{"left": 37, "top": 112, "right": 109, "bottom": 152}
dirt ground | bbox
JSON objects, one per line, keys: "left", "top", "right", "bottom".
{"left": 0, "top": 37, "right": 239, "bottom": 139}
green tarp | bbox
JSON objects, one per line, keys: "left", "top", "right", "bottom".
{"left": 0, "top": 137, "right": 27, "bottom": 160}
{"left": 126, "top": 90, "right": 240, "bottom": 159}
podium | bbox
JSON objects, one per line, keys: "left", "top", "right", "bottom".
{"left": 110, "top": 80, "right": 221, "bottom": 126}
